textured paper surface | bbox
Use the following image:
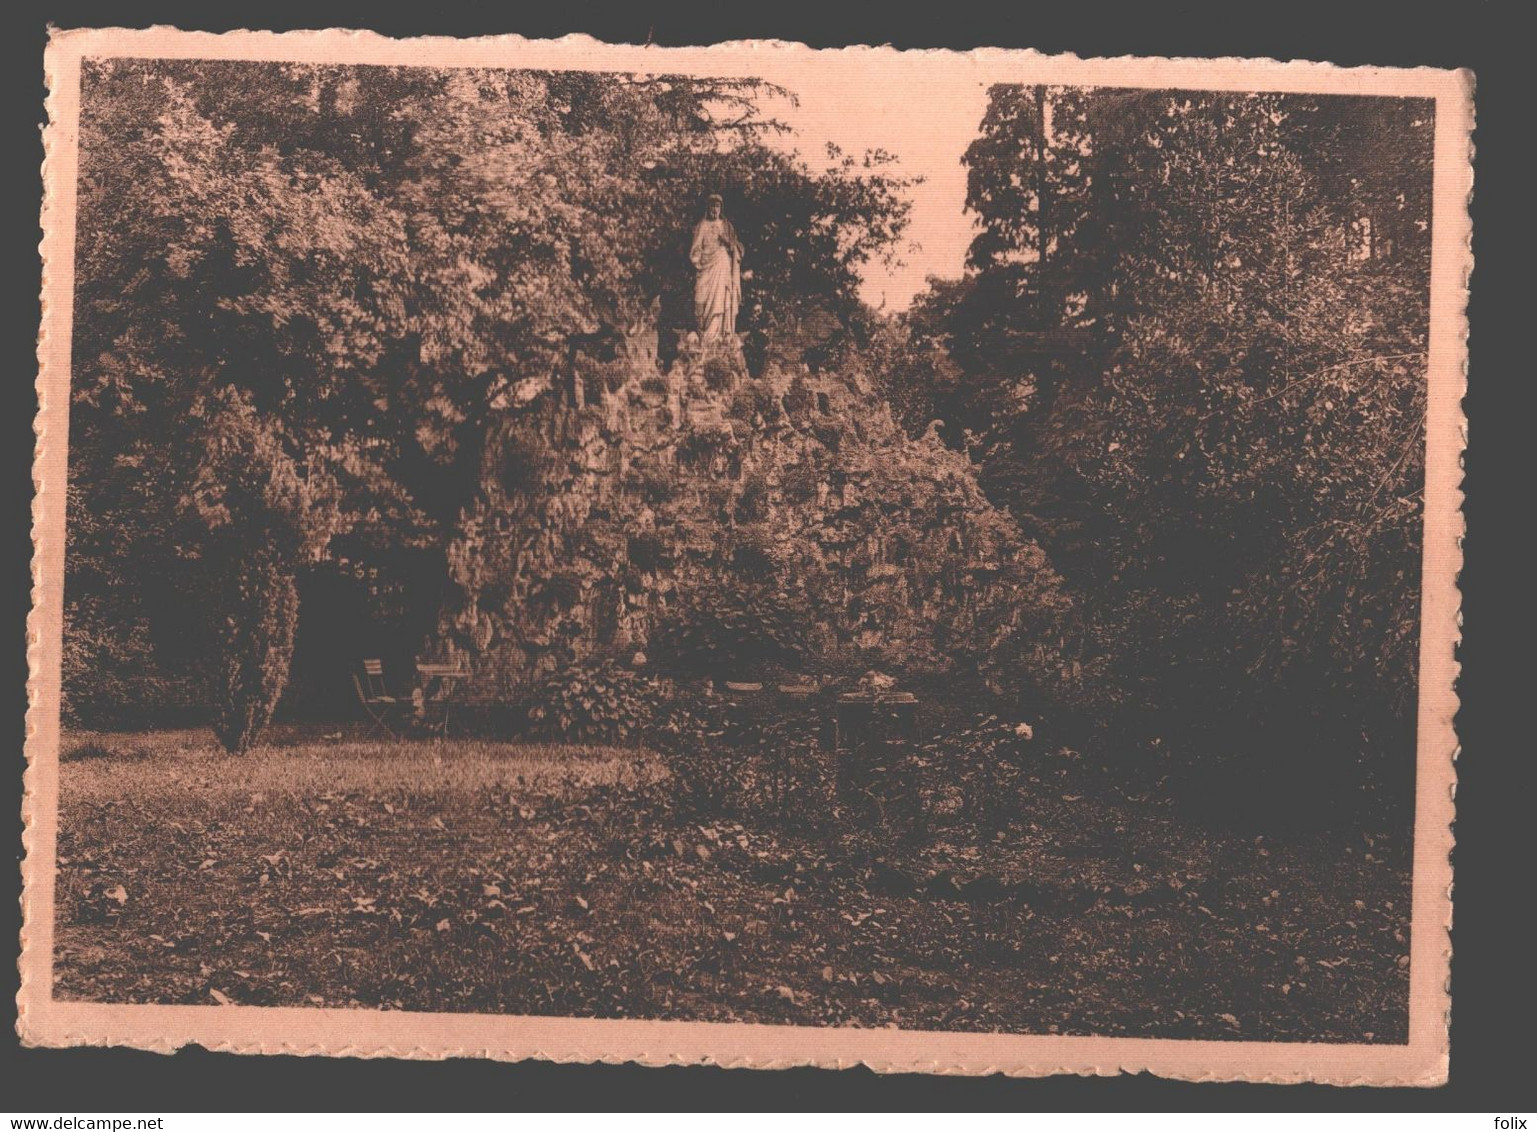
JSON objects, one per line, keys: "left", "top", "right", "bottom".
{"left": 24, "top": 27, "right": 1470, "bottom": 1083}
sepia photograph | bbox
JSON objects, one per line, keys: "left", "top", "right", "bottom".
{"left": 22, "top": 28, "right": 1469, "bottom": 1084}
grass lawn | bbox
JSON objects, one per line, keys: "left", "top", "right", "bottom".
{"left": 53, "top": 727, "right": 1412, "bottom": 1042}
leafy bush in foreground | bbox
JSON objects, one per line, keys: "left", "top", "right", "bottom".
{"left": 650, "top": 580, "right": 811, "bottom": 681}
{"left": 645, "top": 688, "right": 742, "bottom": 817}
{"left": 644, "top": 685, "right": 837, "bottom": 832}
{"left": 913, "top": 714, "right": 1038, "bottom": 832}
{"left": 524, "top": 661, "right": 671, "bottom": 744}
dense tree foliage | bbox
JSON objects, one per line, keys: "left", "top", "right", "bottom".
{"left": 66, "top": 60, "right": 1434, "bottom": 814}
{"left": 66, "top": 59, "right": 913, "bottom": 746}
{"left": 883, "top": 87, "right": 1432, "bottom": 800}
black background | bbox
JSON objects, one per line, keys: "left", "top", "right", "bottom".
{"left": 3, "top": 0, "right": 1524, "bottom": 1112}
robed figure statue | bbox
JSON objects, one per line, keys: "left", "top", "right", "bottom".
{"left": 690, "top": 194, "right": 743, "bottom": 341}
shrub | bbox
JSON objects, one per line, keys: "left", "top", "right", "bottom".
{"left": 650, "top": 580, "right": 811, "bottom": 680}
{"left": 60, "top": 599, "right": 205, "bottom": 730}
{"left": 646, "top": 686, "right": 832, "bottom": 828}
{"left": 729, "top": 383, "right": 782, "bottom": 427}
{"left": 821, "top": 698, "right": 927, "bottom": 842}
{"left": 781, "top": 373, "right": 815, "bottom": 421}
{"left": 211, "top": 549, "right": 299, "bottom": 755}
{"left": 914, "top": 713, "right": 1038, "bottom": 832}
{"left": 645, "top": 686, "right": 741, "bottom": 816}
{"left": 182, "top": 392, "right": 340, "bottom": 754}
{"left": 675, "top": 424, "right": 736, "bottom": 469}
{"left": 702, "top": 355, "right": 737, "bottom": 391}
{"left": 524, "top": 661, "right": 670, "bottom": 744}
{"left": 757, "top": 703, "right": 837, "bottom": 831}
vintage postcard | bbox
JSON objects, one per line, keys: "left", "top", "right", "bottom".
{"left": 24, "top": 28, "right": 1469, "bottom": 1083}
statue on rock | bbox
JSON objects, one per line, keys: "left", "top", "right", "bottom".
{"left": 690, "top": 193, "right": 743, "bottom": 344}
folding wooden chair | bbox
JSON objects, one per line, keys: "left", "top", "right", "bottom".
{"left": 352, "top": 658, "right": 407, "bottom": 739}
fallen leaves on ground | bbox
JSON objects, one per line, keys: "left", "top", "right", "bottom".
{"left": 52, "top": 733, "right": 1412, "bottom": 1041}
